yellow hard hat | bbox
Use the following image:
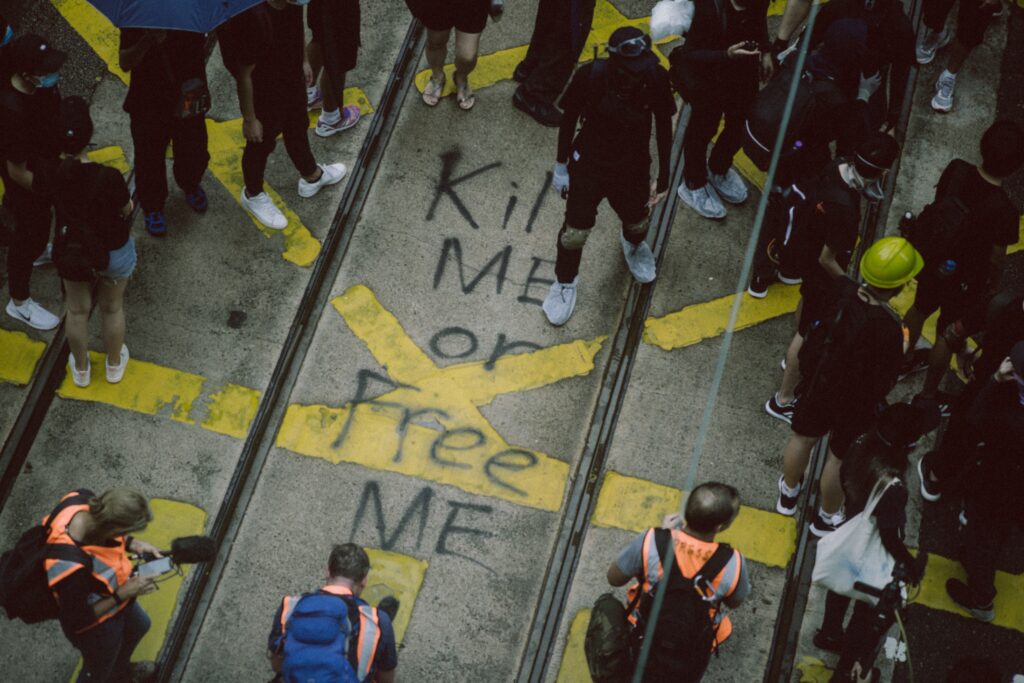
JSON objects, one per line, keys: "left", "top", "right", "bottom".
{"left": 860, "top": 236, "right": 924, "bottom": 290}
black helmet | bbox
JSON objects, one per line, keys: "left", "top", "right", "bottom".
{"left": 607, "top": 27, "right": 651, "bottom": 59}
{"left": 854, "top": 131, "right": 900, "bottom": 179}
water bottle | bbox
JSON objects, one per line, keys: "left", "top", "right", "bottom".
{"left": 898, "top": 211, "right": 915, "bottom": 237}
{"left": 937, "top": 259, "right": 957, "bottom": 279}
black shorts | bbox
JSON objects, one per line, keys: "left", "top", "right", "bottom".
{"left": 406, "top": 0, "right": 489, "bottom": 34}
{"left": 565, "top": 160, "right": 649, "bottom": 231}
{"left": 790, "top": 391, "right": 874, "bottom": 458}
{"left": 797, "top": 281, "right": 831, "bottom": 337}
{"left": 308, "top": 0, "right": 361, "bottom": 72}
{"left": 912, "top": 272, "right": 977, "bottom": 333}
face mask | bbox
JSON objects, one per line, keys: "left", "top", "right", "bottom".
{"left": 32, "top": 72, "right": 60, "bottom": 89}
{"left": 848, "top": 165, "right": 885, "bottom": 201}
{"left": 1, "top": 26, "right": 13, "bottom": 48}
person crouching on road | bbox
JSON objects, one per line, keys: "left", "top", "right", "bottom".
{"left": 268, "top": 543, "right": 399, "bottom": 683}
{"left": 813, "top": 401, "right": 934, "bottom": 677}
{"left": 775, "top": 237, "right": 921, "bottom": 537}
{"left": 218, "top": 0, "right": 347, "bottom": 231}
{"left": 51, "top": 97, "right": 136, "bottom": 388}
{"left": 543, "top": 27, "right": 676, "bottom": 327}
{"left": 45, "top": 488, "right": 162, "bottom": 683}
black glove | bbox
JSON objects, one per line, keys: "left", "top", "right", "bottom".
{"left": 908, "top": 552, "right": 928, "bottom": 585}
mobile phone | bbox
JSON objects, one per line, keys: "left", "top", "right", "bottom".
{"left": 742, "top": 40, "right": 759, "bottom": 51}
{"left": 136, "top": 557, "right": 173, "bottom": 578}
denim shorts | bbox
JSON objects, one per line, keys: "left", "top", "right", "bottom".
{"left": 98, "top": 237, "right": 137, "bottom": 283}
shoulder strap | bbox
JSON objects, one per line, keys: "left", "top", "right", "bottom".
{"left": 43, "top": 492, "right": 93, "bottom": 533}
{"left": 694, "top": 543, "right": 733, "bottom": 588}
{"left": 44, "top": 542, "right": 92, "bottom": 569}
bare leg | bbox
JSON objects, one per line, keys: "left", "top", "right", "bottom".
{"left": 783, "top": 433, "right": 818, "bottom": 489}
{"left": 453, "top": 30, "right": 481, "bottom": 83}
{"left": 903, "top": 305, "right": 928, "bottom": 353}
{"left": 778, "top": 332, "right": 804, "bottom": 404}
{"left": 425, "top": 28, "right": 450, "bottom": 80}
{"left": 820, "top": 449, "right": 845, "bottom": 515}
{"left": 97, "top": 278, "right": 129, "bottom": 359}
{"left": 63, "top": 280, "right": 93, "bottom": 371}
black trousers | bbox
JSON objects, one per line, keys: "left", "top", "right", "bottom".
{"left": 3, "top": 181, "right": 52, "bottom": 301}
{"left": 242, "top": 78, "right": 317, "bottom": 195}
{"left": 518, "top": 0, "right": 596, "bottom": 105}
{"left": 961, "top": 450, "right": 1020, "bottom": 604}
{"left": 682, "top": 85, "right": 756, "bottom": 189}
{"left": 130, "top": 111, "right": 210, "bottom": 213}
{"left": 822, "top": 591, "right": 893, "bottom": 676}
{"left": 930, "top": 376, "right": 985, "bottom": 484}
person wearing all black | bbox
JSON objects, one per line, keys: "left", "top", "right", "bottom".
{"left": 0, "top": 34, "right": 65, "bottom": 331}
{"left": 917, "top": 0, "right": 1002, "bottom": 113}
{"left": 902, "top": 121, "right": 1023, "bottom": 378}
{"left": 541, "top": 28, "right": 675, "bottom": 327}
{"left": 673, "top": 0, "right": 772, "bottom": 221}
{"left": 305, "top": 0, "right": 362, "bottom": 137}
{"left": 944, "top": 344, "right": 1024, "bottom": 622}
{"left": 813, "top": 402, "right": 934, "bottom": 679}
{"left": 118, "top": 28, "right": 210, "bottom": 237}
{"left": 511, "top": 0, "right": 596, "bottom": 127}
{"left": 219, "top": 0, "right": 347, "bottom": 232}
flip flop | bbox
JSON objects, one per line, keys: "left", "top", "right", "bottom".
{"left": 423, "top": 74, "right": 445, "bottom": 107}
{"left": 455, "top": 78, "right": 475, "bottom": 111}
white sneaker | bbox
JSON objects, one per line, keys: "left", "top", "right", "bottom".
{"left": 916, "top": 26, "right": 951, "bottom": 64}
{"left": 307, "top": 85, "right": 323, "bottom": 110}
{"left": 105, "top": 344, "right": 129, "bottom": 384}
{"left": 6, "top": 298, "right": 60, "bottom": 330}
{"left": 315, "top": 106, "right": 362, "bottom": 138}
{"left": 240, "top": 190, "right": 287, "bottom": 230}
{"left": 677, "top": 182, "right": 726, "bottom": 220}
{"left": 543, "top": 278, "right": 578, "bottom": 326}
{"left": 708, "top": 166, "right": 748, "bottom": 204}
{"left": 620, "top": 234, "right": 656, "bottom": 283}
{"left": 68, "top": 354, "right": 90, "bottom": 388}
{"left": 932, "top": 73, "right": 956, "bottom": 113}
{"left": 33, "top": 243, "right": 53, "bottom": 267}
{"left": 298, "top": 163, "right": 347, "bottom": 198}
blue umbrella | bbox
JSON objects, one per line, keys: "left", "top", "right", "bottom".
{"left": 86, "top": 0, "right": 265, "bottom": 33}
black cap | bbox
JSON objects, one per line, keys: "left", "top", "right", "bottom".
{"left": 1011, "top": 340, "right": 1024, "bottom": 374}
{"left": 58, "top": 96, "right": 93, "bottom": 153}
{"left": 8, "top": 34, "right": 66, "bottom": 75}
{"left": 608, "top": 26, "right": 652, "bottom": 64}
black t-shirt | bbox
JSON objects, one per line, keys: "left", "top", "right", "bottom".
{"left": 676, "top": 0, "right": 770, "bottom": 87}
{"left": 558, "top": 58, "right": 676, "bottom": 170}
{"left": 933, "top": 159, "right": 1019, "bottom": 287}
{"left": 120, "top": 29, "right": 207, "bottom": 115}
{"left": 871, "top": 480, "right": 907, "bottom": 530}
{"left": 977, "top": 295, "right": 1024, "bottom": 378}
{"left": 54, "top": 160, "right": 131, "bottom": 251}
{"left": 0, "top": 82, "right": 61, "bottom": 177}
{"left": 793, "top": 162, "right": 861, "bottom": 294}
{"left": 218, "top": 3, "right": 305, "bottom": 85}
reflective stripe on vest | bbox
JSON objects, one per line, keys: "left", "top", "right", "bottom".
{"left": 43, "top": 493, "right": 132, "bottom": 630}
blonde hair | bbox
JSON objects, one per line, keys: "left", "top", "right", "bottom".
{"left": 89, "top": 488, "right": 152, "bottom": 537}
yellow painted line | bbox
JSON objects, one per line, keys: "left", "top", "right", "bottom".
{"left": 1009, "top": 214, "right": 1024, "bottom": 255}
{"left": 555, "top": 608, "right": 592, "bottom": 683}
{"left": 277, "top": 285, "right": 605, "bottom": 511}
{"left": 362, "top": 548, "right": 429, "bottom": 644}
{"left": 87, "top": 145, "right": 130, "bottom": 174}
{"left": 796, "top": 656, "right": 835, "bottom": 682}
{"left": 915, "top": 551, "right": 1024, "bottom": 633}
{"left": 0, "top": 329, "right": 47, "bottom": 386}
{"left": 57, "top": 351, "right": 259, "bottom": 437}
{"left": 51, "top": 0, "right": 128, "bottom": 83}
{"left": 644, "top": 283, "right": 802, "bottom": 351}
{"left": 593, "top": 471, "right": 797, "bottom": 568}
{"left": 69, "top": 498, "right": 207, "bottom": 680}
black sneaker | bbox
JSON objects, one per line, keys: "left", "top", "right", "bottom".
{"left": 898, "top": 348, "right": 931, "bottom": 380}
{"left": 945, "top": 579, "right": 994, "bottom": 622}
{"left": 917, "top": 452, "right": 941, "bottom": 502}
{"left": 765, "top": 393, "right": 796, "bottom": 424}
{"left": 777, "top": 270, "right": 802, "bottom": 285}
{"left": 512, "top": 87, "right": 562, "bottom": 127}
{"left": 513, "top": 61, "right": 530, "bottom": 83}
{"left": 776, "top": 476, "right": 801, "bottom": 515}
{"left": 748, "top": 276, "right": 770, "bottom": 299}
{"left": 809, "top": 511, "right": 838, "bottom": 537}
{"left": 812, "top": 629, "right": 843, "bottom": 653}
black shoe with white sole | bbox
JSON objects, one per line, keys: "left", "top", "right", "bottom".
{"left": 765, "top": 393, "right": 796, "bottom": 424}
{"left": 776, "top": 476, "right": 801, "bottom": 515}
{"left": 748, "top": 276, "right": 770, "bottom": 299}
{"left": 917, "top": 452, "right": 942, "bottom": 501}
{"left": 945, "top": 579, "right": 994, "bottom": 622}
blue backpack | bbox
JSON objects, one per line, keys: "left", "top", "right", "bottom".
{"left": 281, "top": 593, "right": 360, "bottom": 683}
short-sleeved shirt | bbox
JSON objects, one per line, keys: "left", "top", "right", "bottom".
{"left": 793, "top": 162, "right": 861, "bottom": 296}
{"left": 558, "top": 58, "right": 676, "bottom": 170}
{"left": 933, "top": 159, "right": 1019, "bottom": 288}
{"left": 53, "top": 159, "right": 131, "bottom": 251}
{"left": 268, "top": 587, "right": 398, "bottom": 676}
{"left": 0, "top": 82, "right": 61, "bottom": 174}
{"left": 218, "top": 3, "right": 305, "bottom": 86}
{"left": 616, "top": 527, "right": 750, "bottom": 642}
{"left": 120, "top": 29, "right": 207, "bottom": 115}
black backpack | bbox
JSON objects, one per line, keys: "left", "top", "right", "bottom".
{"left": 742, "top": 61, "right": 818, "bottom": 173}
{"left": 52, "top": 160, "right": 110, "bottom": 280}
{"left": 631, "top": 529, "right": 734, "bottom": 683}
{"left": 0, "top": 493, "right": 93, "bottom": 623}
{"left": 576, "top": 57, "right": 656, "bottom": 162}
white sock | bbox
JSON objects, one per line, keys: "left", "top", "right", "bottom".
{"left": 307, "top": 86, "right": 319, "bottom": 99}
{"left": 781, "top": 478, "right": 801, "bottom": 496}
{"left": 320, "top": 108, "right": 341, "bottom": 124}
{"left": 940, "top": 69, "right": 956, "bottom": 81}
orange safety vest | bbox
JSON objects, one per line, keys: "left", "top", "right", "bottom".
{"left": 43, "top": 491, "right": 133, "bottom": 633}
{"left": 626, "top": 528, "right": 744, "bottom": 643}
{"left": 279, "top": 585, "right": 382, "bottom": 682}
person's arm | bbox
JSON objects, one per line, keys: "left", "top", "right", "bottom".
{"left": 776, "top": 0, "right": 812, "bottom": 43}
{"left": 233, "top": 63, "right": 263, "bottom": 143}
{"left": 817, "top": 243, "right": 845, "bottom": 279}
{"left": 118, "top": 29, "right": 165, "bottom": 72}
{"left": 373, "top": 610, "right": 399, "bottom": 682}
{"left": 607, "top": 562, "right": 633, "bottom": 587}
{"left": 721, "top": 553, "right": 750, "bottom": 609}
{"left": 5, "top": 159, "right": 33, "bottom": 191}
{"left": 653, "top": 109, "right": 673, "bottom": 194}
{"left": 556, "top": 69, "right": 589, "bottom": 164}
{"left": 55, "top": 570, "right": 155, "bottom": 632}
{"left": 267, "top": 600, "right": 287, "bottom": 673}
{"left": 884, "top": 60, "right": 910, "bottom": 132}
{"left": 608, "top": 530, "right": 648, "bottom": 587}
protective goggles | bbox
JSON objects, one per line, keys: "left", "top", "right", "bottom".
{"left": 607, "top": 35, "right": 650, "bottom": 57}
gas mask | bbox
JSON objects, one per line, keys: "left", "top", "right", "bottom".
{"left": 850, "top": 156, "right": 888, "bottom": 201}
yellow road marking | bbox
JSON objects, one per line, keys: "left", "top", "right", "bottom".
{"left": 555, "top": 609, "right": 592, "bottom": 683}
{"left": 363, "top": 549, "right": 429, "bottom": 644}
{"left": 51, "top": 0, "right": 128, "bottom": 83}
{"left": 57, "top": 351, "right": 260, "bottom": 437}
{"left": 277, "top": 285, "right": 605, "bottom": 511}
{"left": 0, "top": 329, "right": 46, "bottom": 386}
{"left": 593, "top": 471, "right": 797, "bottom": 568}
{"left": 69, "top": 498, "right": 207, "bottom": 681}
{"left": 796, "top": 656, "right": 835, "bottom": 682}
{"left": 0, "top": 146, "right": 127, "bottom": 204}
{"left": 916, "top": 551, "right": 1024, "bottom": 633}
{"left": 1010, "top": 214, "right": 1024, "bottom": 254}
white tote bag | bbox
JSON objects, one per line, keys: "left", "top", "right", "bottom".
{"left": 812, "top": 478, "right": 897, "bottom": 604}
{"left": 650, "top": 0, "right": 695, "bottom": 41}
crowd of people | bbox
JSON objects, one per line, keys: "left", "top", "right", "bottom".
{"left": 0, "top": 0, "right": 1021, "bottom": 681}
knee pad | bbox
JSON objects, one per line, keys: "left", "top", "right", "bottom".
{"left": 622, "top": 216, "right": 650, "bottom": 239}
{"left": 942, "top": 320, "right": 968, "bottom": 353}
{"left": 559, "top": 224, "right": 590, "bottom": 251}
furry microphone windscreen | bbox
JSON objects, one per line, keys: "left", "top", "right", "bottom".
{"left": 169, "top": 536, "right": 218, "bottom": 564}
